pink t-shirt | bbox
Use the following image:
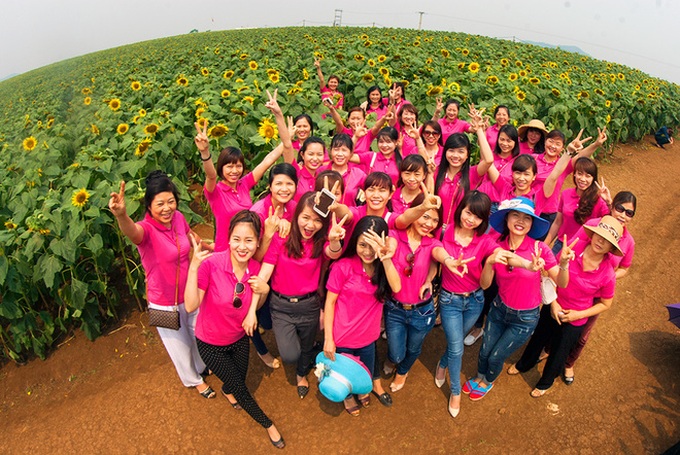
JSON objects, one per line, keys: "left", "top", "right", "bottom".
{"left": 439, "top": 118, "right": 471, "bottom": 143}
{"left": 493, "top": 235, "right": 557, "bottom": 310}
{"left": 556, "top": 241, "right": 616, "bottom": 326}
{"left": 486, "top": 124, "right": 501, "bottom": 152}
{"left": 356, "top": 152, "right": 400, "bottom": 185}
{"left": 390, "top": 228, "right": 442, "bottom": 303}
{"left": 196, "top": 252, "right": 261, "bottom": 345}
{"left": 137, "top": 212, "right": 191, "bottom": 306}
{"left": 250, "top": 194, "right": 297, "bottom": 227}
{"left": 292, "top": 160, "right": 317, "bottom": 201}
{"left": 441, "top": 230, "right": 498, "bottom": 293}
{"left": 204, "top": 173, "right": 256, "bottom": 252}
{"left": 327, "top": 256, "right": 383, "bottom": 349}
{"left": 556, "top": 188, "right": 610, "bottom": 241}
{"left": 477, "top": 154, "right": 515, "bottom": 202}
{"left": 321, "top": 86, "right": 344, "bottom": 110}
{"left": 263, "top": 234, "right": 325, "bottom": 295}
{"left": 318, "top": 163, "right": 366, "bottom": 207}
{"left": 534, "top": 154, "right": 574, "bottom": 214}
{"left": 437, "top": 165, "right": 481, "bottom": 228}
{"left": 571, "top": 218, "right": 635, "bottom": 270}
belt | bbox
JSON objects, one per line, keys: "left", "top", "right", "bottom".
{"left": 271, "top": 290, "right": 318, "bottom": 303}
{"left": 390, "top": 298, "right": 431, "bottom": 311}
{"left": 445, "top": 288, "right": 481, "bottom": 298}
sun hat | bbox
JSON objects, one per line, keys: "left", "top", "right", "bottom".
{"left": 489, "top": 196, "right": 550, "bottom": 239}
{"left": 583, "top": 215, "right": 624, "bottom": 256}
{"left": 314, "top": 352, "right": 372, "bottom": 402}
{"left": 517, "top": 119, "right": 548, "bottom": 138}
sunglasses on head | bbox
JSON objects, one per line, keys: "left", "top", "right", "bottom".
{"left": 404, "top": 252, "right": 415, "bottom": 277}
{"left": 232, "top": 282, "right": 245, "bottom": 309}
{"left": 613, "top": 204, "right": 635, "bottom": 218}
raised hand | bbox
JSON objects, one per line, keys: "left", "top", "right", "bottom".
{"left": 264, "top": 89, "right": 282, "bottom": 116}
{"left": 194, "top": 121, "right": 209, "bottom": 155}
{"left": 560, "top": 235, "right": 579, "bottom": 265}
{"left": 364, "top": 229, "right": 395, "bottom": 262}
{"left": 313, "top": 57, "right": 321, "bottom": 69}
{"left": 108, "top": 181, "right": 127, "bottom": 217}
{"left": 594, "top": 126, "right": 608, "bottom": 147}
{"left": 286, "top": 116, "right": 297, "bottom": 140}
{"left": 419, "top": 182, "right": 442, "bottom": 210}
{"left": 567, "top": 129, "right": 593, "bottom": 155}
{"left": 595, "top": 176, "right": 612, "bottom": 205}
{"left": 435, "top": 97, "right": 443, "bottom": 112}
{"left": 189, "top": 235, "right": 212, "bottom": 268}
{"left": 530, "top": 241, "right": 546, "bottom": 272}
{"left": 444, "top": 253, "right": 475, "bottom": 277}
{"left": 264, "top": 206, "right": 282, "bottom": 238}
{"left": 328, "top": 212, "right": 348, "bottom": 243}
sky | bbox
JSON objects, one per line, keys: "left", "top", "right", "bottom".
{"left": 1, "top": 0, "right": 678, "bottom": 84}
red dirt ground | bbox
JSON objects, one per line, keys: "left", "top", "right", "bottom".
{"left": 1, "top": 137, "right": 679, "bottom": 454}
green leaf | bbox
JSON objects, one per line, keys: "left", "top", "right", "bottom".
{"left": 70, "top": 278, "right": 88, "bottom": 310}
{"left": 0, "top": 255, "right": 8, "bottom": 285}
{"left": 86, "top": 234, "right": 103, "bottom": 253}
{"left": 39, "top": 254, "right": 63, "bottom": 289}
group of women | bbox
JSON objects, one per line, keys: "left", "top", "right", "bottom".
{"left": 109, "top": 70, "right": 637, "bottom": 448}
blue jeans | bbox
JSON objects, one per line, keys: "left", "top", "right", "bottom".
{"left": 385, "top": 298, "right": 436, "bottom": 375}
{"left": 336, "top": 343, "right": 376, "bottom": 379}
{"left": 438, "top": 288, "right": 485, "bottom": 395}
{"left": 477, "top": 297, "right": 540, "bottom": 384}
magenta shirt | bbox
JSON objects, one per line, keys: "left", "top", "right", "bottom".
{"left": 250, "top": 194, "right": 297, "bottom": 227}
{"left": 342, "top": 126, "right": 374, "bottom": 154}
{"left": 571, "top": 218, "right": 635, "bottom": 270}
{"left": 356, "top": 152, "right": 400, "bottom": 185}
{"left": 366, "top": 105, "right": 388, "bottom": 120}
{"left": 204, "top": 174, "right": 256, "bottom": 252}
{"left": 519, "top": 141, "right": 535, "bottom": 155}
{"left": 390, "top": 187, "right": 420, "bottom": 216}
{"left": 390, "top": 228, "right": 442, "bottom": 303}
{"left": 492, "top": 178, "right": 543, "bottom": 215}
{"left": 196, "top": 252, "right": 261, "bottom": 345}
{"left": 137, "top": 212, "right": 191, "bottom": 306}
{"left": 437, "top": 166, "right": 481, "bottom": 227}
{"left": 556, "top": 188, "right": 610, "bottom": 241}
{"left": 394, "top": 124, "right": 418, "bottom": 157}
{"left": 263, "top": 234, "right": 325, "bottom": 295}
{"left": 494, "top": 236, "right": 557, "bottom": 310}
{"left": 534, "top": 154, "right": 574, "bottom": 214}
{"left": 346, "top": 206, "right": 394, "bottom": 248}
{"left": 327, "top": 256, "right": 383, "bottom": 349}
{"left": 556, "top": 241, "right": 616, "bottom": 326}
{"left": 441, "top": 230, "right": 498, "bottom": 293}
{"left": 318, "top": 163, "right": 366, "bottom": 207}
{"left": 439, "top": 118, "right": 471, "bottom": 144}
{"left": 477, "top": 154, "right": 514, "bottom": 203}
{"left": 292, "top": 160, "right": 317, "bottom": 201}
{"left": 321, "top": 86, "right": 344, "bottom": 109}
{"left": 486, "top": 124, "right": 501, "bottom": 152}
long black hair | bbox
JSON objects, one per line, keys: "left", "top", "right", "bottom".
{"left": 376, "top": 127, "right": 403, "bottom": 169}
{"left": 493, "top": 124, "right": 520, "bottom": 158}
{"left": 435, "top": 133, "right": 471, "bottom": 198}
{"left": 285, "top": 192, "right": 329, "bottom": 259}
{"left": 453, "top": 190, "right": 491, "bottom": 236}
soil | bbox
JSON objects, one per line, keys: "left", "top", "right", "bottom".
{"left": 2, "top": 137, "right": 679, "bottom": 454}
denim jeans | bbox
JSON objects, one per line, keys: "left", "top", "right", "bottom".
{"left": 477, "top": 297, "right": 540, "bottom": 384}
{"left": 385, "top": 298, "right": 436, "bottom": 375}
{"left": 336, "top": 342, "right": 376, "bottom": 379}
{"left": 438, "top": 288, "right": 485, "bottom": 395}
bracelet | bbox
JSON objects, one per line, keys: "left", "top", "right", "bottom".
{"left": 444, "top": 256, "right": 454, "bottom": 264}
{"left": 329, "top": 245, "right": 342, "bottom": 253}
{"left": 559, "top": 264, "right": 568, "bottom": 271}
{"left": 200, "top": 154, "right": 211, "bottom": 161}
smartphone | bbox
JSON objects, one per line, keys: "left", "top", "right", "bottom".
{"left": 313, "top": 188, "right": 336, "bottom": 218}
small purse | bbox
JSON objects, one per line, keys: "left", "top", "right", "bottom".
{"left": 148, "top": 228, "right": 181, "bottom": 331}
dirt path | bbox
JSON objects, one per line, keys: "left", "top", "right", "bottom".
{"left": 1, "top": 137, "right": 679, "bottom": 454}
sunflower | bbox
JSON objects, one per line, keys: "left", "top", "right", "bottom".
{"left": 84, "top": 97, "right": 92, "bottom": 105}
{"left": 360, "top": 34, "right": 369, "bottom": 40}
{"left": 577, "top": 90, "right": 590, "bottom": 100}
{"left": 258, "top": 118, "right": 278, "bottom": 143}
{"left": 377, "top": 55, "right": 387, "bottom": 63}
{"left": 106, "top": 98, "right": 120, "bottom": 111}
{"left": 91, "top": 124, "right": 100, "bottom": 135}
{"left": 617, "top": 73, "right": 625, "bottom": 80}
{"left": 221, "top": 89, "right": 231, "bottom": 98}
{"left": 486, "top": 75, "right": 499, "bottom": 85}
{"left": 139, "top": 108, "right": 147, "bottom": 117}
{"left": 4, "top": 221, "right": 17, "bottom": 230}
{"left": 268, "top": 72, "right": 280, "bottom": 83}
{"left": 500, "top": 58, "right": 509, "bottom": 66}
{"left": 243, "top": 96, "right": 255, "bottom": 104}
{"left": 528, "top": 77, "right": 540, "bottom": 85}
{"left": 516, "top": 91, "right": 526, "bottom": 101}
{"left": 468, "top": 62, "right": 480, "bottom": 73}
{"left": 201, "top": 67, "right": 209, "bottom": 76}
{"left": 441, "top": 49, "right": 450, "bottom": 58}
{"left": 509, "top": 73, "right": 518, "bottom": 81}
{"left": 519, "top": 70, "right": 527, "bottom": 77}
{"left": 448, "top": 82, "right": 461, "bottom": 93}
{"left": 378, "top": 67, "right": 390, "bottom": 76}
{"left": 287, "top": 86, "right": 302, "bottom": 95}
{"left": 177, "top": 76, "right": 189, "bottom": 86}
{"left": 364, "top": 40, "right": 372, "bottom": 47}
{"left": 195, "top": 107, "right": 205, "bottom": 118}
{"left": 144, "top": 123, "right": 159, "bottom": 135}
{"left": 248, "top": 60, "right": 258, "bottom": 70}
{"left": 594, "top": 88, "right": 605, "bottom": 96}
{"left": 81, "top": 87, "right": 91, "bottom": 95}
{"left": 426, "top": 85, "right": 443, "bottom": 96}
{"left": 196, "top": 118, "right": 208, "bottom": 129}
{"left": 130, "top": 81, "right": 141, "bottom": 91}
{"left": 605, "top": 114, "right": 611, "bottom": 123}
{"left": 542, "top": 72, "right": 551, "bottom": 80}
{"left": 117, "top": 123, "right": 129, "bottom": 135}
{"left": 71, "top": 188, "right": 90, "bottom": 208}
{"left": 515, "top": 60, "right": 523, "bottom": 67}
{"left": 413, "top": 41, "right": 421, "bottom": 47}
{"left": 135, "top": 139, "right": 151, "bottom": 157}
{"left": 223, "top": 70, "right": 235, "bottom": 79}
{"left": 354, "top": 54, "right": 364, "bottom": 62}
{"left": 367, "top": 59, "right": 376, "bottom": 67}
{"left": 22, "top": 136, "right": 37, "bottom": 151}
{"left": 208, "top": 124, "right": 229, "bottom": 138}
{"left": 240, "top": 53, "right": 248, "bottom": 60}
{"left": 457, "top": 62, "right": 465, "bottom": 70}
{"left": 362, "top": 74, "right": 375, "bottom": 82}
{"left": 605, "top": 100, "right": 612, "bottom": 107}
{"left": 302, "top": 68, "right": 310, "bottom": 80}
{"left": 425, "top": 57, "right": 433, "bottom": 65}
{"left": 461, "top": 49, "right": 469, "bottom": 56}
{"left": 551, "top": 88, "right": 561, "bottom": 97}
{"left": 46, "top": 116, "right": 55, "bottom": 128}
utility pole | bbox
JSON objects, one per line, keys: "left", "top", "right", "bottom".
{"left": 333, "top": 10, "right": 343, "bottom": 27}
{"left": 417, "top": 11, "right": 425, "bottom": 30}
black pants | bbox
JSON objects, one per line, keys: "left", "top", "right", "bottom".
{"left": 197, "top": 336, "right": 273, "bottom": 428}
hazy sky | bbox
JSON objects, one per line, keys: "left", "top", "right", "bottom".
{"left": 1, "top": 0, "right": 678, "bottom": 83}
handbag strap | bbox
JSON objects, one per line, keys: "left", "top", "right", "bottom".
{"left": 173, "top": 228, "right": 181, "bottom": 311}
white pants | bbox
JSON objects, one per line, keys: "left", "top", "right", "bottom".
{"left": 149, "top": 302, "right": 206, "bottom": 387}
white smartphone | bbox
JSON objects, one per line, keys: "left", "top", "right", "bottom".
{"left": 313, "top": 188, "right": 336, "bottom": 218}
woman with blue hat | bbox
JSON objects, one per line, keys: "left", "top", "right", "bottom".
{"left": 462, "top": 196, "right": 570, "bottom": 401}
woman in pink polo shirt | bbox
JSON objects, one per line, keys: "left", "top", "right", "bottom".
{"left": 318, "top": 133, "right": 366, "bottom": 207}
{"left": 323, "top": 216, "right": 401, "bottom": 416}
{"left": 257, "top": 192, "right": 344, "bottom": 399}
{"left": 250, "top": 163, "right": 298, "bottom": 240}
{"left": 391, "top": 154, "right": 430, "bottom": 216}
{"left": 327, "top": 106, "right": 392, "bottom": 154}
{"left": 477, "top": 125, "right": 521, "bottom": 201}
{"left": 517, "top": 119, "right": 547, "bottom": 155}
{"left": 108, "top": 171, "right": 214, "bottom": 399}
{"left": 344, "top": 172, "right": 395, "bottom": 238}
{"left": 284, "top": 137, "right": 326, "bottom": 201}
{"left": 412, "top": 120, "right": 444, "bottom": 168}
{"left": 484, "top": 105, "right": 510, "bottom": 152}
{"left": 510, "top": 215, "right": 622, "bottom": 397}
{"left": 291, "top": 114, "right": 314, "bottom": 152}
{"left": 362, "top": 85, "right": 388, "bottom": 119}
{"left": 314, "top": 57, "right": 344, "bottom": 110}
{"left": 185, "top": 210, "right": 285, "bottom": 449}
{"left": 352, "top": 127, "right": 403, "bottom": 185}
{"left": 433, "top": 99, "right": 472, "bottom": 144}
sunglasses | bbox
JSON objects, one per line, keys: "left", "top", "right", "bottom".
{"left": 232, "top": 282, "right": 245, "bottom": 309}
{"left": 422, "top": 130, "right": 440, "bottom": 136}
{"left": 613, "top": 204, "right": 635, "bottom": 218}
{"left": 404, "top": 253, "right": 415, "bottom": 277}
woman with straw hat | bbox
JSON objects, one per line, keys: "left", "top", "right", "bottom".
{"left": 517, "top": 119, "right": 548, "bottom": 155}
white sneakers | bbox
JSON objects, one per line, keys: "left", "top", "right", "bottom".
{"left": 463, "top": 328, "right": 484, "bottom": 346}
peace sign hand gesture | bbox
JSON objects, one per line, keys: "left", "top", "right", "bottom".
{"left": 364, "top": 229, "right": 395, "bottom": 262}
{"left": 567, "top": 129, "right": 593, "bottom": 155}
{"left": 328, "top": 212, "right": 348, "bottom": 243}
{"left": 594, "top": 126, "right": 608, "bottom": 147}
{"left": 419, "top": 182, "right": 441, "bottom": 211}
{"left": 595, "top": 176, "right": 612, "bottom": 205}
{"left": 444, "top": 253, "right": 475, "bottom": 278}
{"left": 529, "top": 241, "right": 546, "bottom": 272}
{"left": 286, "top": 116, "right": 297, "bottom": 140}
{"left": 264, "top": 206, "right": 283, "bottom": 238}
{"left": 559, "top": 235, "right": 579, "bottom": 267}
{"left": 108, "top": 181, "right": 127, "bottom": 217}
{"left": 264, "top": 89, "right": 282, "bottom": 116}
{"left": 194, "top": 121, "right": 209, "bottom": 155}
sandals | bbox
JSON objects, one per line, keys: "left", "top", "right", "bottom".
{"left": 530, "top": 388, "right": 548, "bottom": 398}
{"left": 344, "top": 397, "right": 361, "bottom": 417}
{"left": 506, "top": 364, "right": 520, "bottom": 375}
{"left": 269, "top": 436, "right": 285, "bottom": 449}
{"left": 221, "top": 390, "right": 242, "bottom": 410}
{"left": 357, "top": 394, "right": 370, "bottom": 408}
{"left": 198, "top": 385, "right": 216, "bottom": 399}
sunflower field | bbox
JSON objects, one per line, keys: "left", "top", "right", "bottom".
{"left": 0, "top": 26, "right": 678, "bottom": 362}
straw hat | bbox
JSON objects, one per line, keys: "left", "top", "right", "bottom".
{"left": 583, "top": 215, "right": 624, "bottom": 256}
{"left": 489, "top": 197, "right": 550, "bottom": 239}
{"left": 517, "top": 119, "right": 548, "bottom": 138}
{"left": 314, "top": 352, "right": 372, "bottom": 402}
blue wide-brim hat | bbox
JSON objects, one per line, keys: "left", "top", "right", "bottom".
{"left": 489, "top": 196, "right": 550, "bottom": 239}
{"left": 314, "top": 352, "right": 372, "bottom": 402}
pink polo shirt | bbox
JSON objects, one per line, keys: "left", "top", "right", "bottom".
{"left": 390, "top": 228, "right": 442, "bottom": 303}
{"left": 263, "top": 234, "right": 325, "bottom": 295}
{"left": 327, "top": 256, "right": 383, "bottom": 349}
{"left": 493, "top": 235, "right": 557, "bottom": 310}
{"left": 492, "top": 178, "right": 543, "bottom": 215}
{"left": 346, "top": 206, "right": 395, "bottom": 242}
{"left": 571, "top": 218, "right": 635, "bottom": 270}
{"left": 318, "top": 163, "right": 366, "bottom": 207}
{"left": 342, "top": 127, "right": 374, "bottom": 154}
{"left": 437, "top": 166, "right": 481, "bottom": 227}
{"left": 441, "top": 230, "right": 498, "bottom": 293}
{"left": 356, "top": 152, "right": 400, "bottom": 185}
{"left": 534, "top": 154, "right": 574, "bottom": 214}
{"left": 439, "top": 118, "right": 471, "bottom": 143}
{"left": 390, "top": 187, "right": 421, "bottom": 216}
{"left": 366, "top": 105, "right": 388, "bottom": 120}
{"left": 476, "top": 154, "right": 515, "bottom": 202}
{"left": 393, "top": 124, "right": 418, "bottom": 157}
{"left": 321, "top": 86, "right": 344, "bottom": 110}
{"left": 250, "top": 194, "right": 297, "bottom": 227}
{"left": 556, "top": 241, "right": 616, "bottom": 326}
{"left": 292, "top": 160, "right": 317, "bottom": 201}
{"left": 204, "top": 174, "right": 256, "bottom": 252}
{"left": 556, "top": 188, "right": 610, "bottom": 241}
{"left": 486, "top": 124, "right": 501, "bottom": 152}
{"left": 519, "top": 141, "right": 536, "bottom": 155}
{"left": 196, "top": 252, "right": 261, "bottom": 346}
{"left": 137, "top": 211, "right": 191, "bottom": 306}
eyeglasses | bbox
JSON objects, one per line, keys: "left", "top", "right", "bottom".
{"left": 613, "top": 204, "right": 635, "bottom": 218}
{"left": 404, "top": 253, "right": 415, "bottom": 277}
{"left": 232, "top": 282, "right": 245, "bottom": 309}
{"left": 422, "top": 130, "right": 440, "bottom": 136}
